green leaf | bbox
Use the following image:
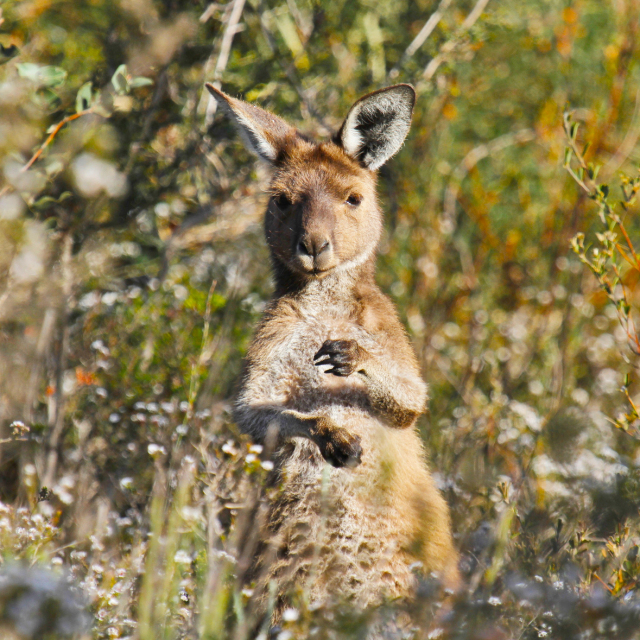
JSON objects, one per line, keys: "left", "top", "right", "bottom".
{"left": 111, "top": 64, "right": 129, "bottom": 95}
{"left": 35, "top": 88, "right": 62, "bottom": 109}
{"left": 570, "top": 121, "right": 579, "bottom": 140}
{"left": 16, "top": 62, "right": 43, "bottom": 82}
{"left": 40, "top": 66, "right": 67, "bottom": 87}
{"left": 31, "top": 192, "right": 72, "bottom": 210}
{"left": 130, "top": 76, "right": 153, "bottom": 89}
{"left": 17, "top": 63, "right": 67, "bottom": 87}
{"left": 76, "top": 81, "right": 93, "bottom": 113}
{"left": 90, "top": 90, "right": 113, "bottom": 117}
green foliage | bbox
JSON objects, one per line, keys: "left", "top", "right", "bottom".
{"left": 2, "top": 0, "right": 640, "bottom": 638}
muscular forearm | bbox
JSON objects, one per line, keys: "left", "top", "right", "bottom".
{"left": 314, "top": 339, "right": 427, "bottom": 429}
{"left": 358, "top": 356, "right": 426, "bottom": 428}
{"left": 233, "top": 402, "right": 362, "bottom": 467}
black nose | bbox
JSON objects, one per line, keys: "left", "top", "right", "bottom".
{"left": 297, "top": 238, "right": 331, "bottom": 258}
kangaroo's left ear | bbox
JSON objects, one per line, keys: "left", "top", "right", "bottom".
{"left": 337, "top": 84, "right": 415, "bottom": 171}
{"left": 205, "top": 83, "right": 296, "bottom": 163}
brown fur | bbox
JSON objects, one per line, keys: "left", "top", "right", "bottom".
{"left": 205, "top": 83, "right": 460, "bottom": 619}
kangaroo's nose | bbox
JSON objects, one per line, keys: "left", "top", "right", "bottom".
{"left": 297, "top": 237, "right": 331, "bottom": 258}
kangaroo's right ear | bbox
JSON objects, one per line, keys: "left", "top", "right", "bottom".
{"left": 205, "top": 84, "right": 295, "bottom": 163}
{"left": 337, "top": 84, "right": 416, "bottom": 171}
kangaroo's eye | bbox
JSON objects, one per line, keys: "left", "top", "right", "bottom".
{"left": 346, "top": 194, "right": 362, "bottom": 206}
{"left": 274, "top": 194, "right": 292, "bottom": 211}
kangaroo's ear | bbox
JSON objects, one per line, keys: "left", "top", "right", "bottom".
{"left": 337, "top": 84, "right": 415, "bottom": 171}
{"left": 205, "top": 84, "right": 295, "bottom": 163}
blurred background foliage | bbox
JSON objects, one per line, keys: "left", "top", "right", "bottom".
{"left": 1, "top": 0, "right": 640, "bottom": 637}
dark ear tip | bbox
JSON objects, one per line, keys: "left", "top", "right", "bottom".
{"left": 205, "top": 83, "right": 226, "bottom": 101}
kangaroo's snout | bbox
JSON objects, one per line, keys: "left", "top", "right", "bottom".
{"left": 296, "top": 233, "right": 333, "bottom": 272}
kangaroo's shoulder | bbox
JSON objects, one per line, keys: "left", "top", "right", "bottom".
{"left": 354, "top": 283, "right": 406, "bottom": 334}
{"left": 249, "top": 297, "right": 302, "bottom": 345}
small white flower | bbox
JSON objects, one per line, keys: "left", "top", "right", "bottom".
{"left": 282, "top": 608, "right": 299, "bottom": 622}
{"left": 147, "top": 444, "right": 166, "bottom": 458}
{"left": 221, "top": 441, "right": 237, "bottom": 455}
{"left": 174, "top": 550, "right": 192, "bottom": 564}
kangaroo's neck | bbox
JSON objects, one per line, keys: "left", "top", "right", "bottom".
{"left": 272, "top": 256, "right": 377, "bottom": 308}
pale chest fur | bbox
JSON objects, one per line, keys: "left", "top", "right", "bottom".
{"left": 249, "top": 303, "right": 389, "bottom": 411}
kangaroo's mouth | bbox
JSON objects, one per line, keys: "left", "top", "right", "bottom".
{"left": 292, "top": 254, "right": 337, "bottom": 276}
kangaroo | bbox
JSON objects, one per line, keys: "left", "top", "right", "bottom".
{"left": 205, "top": 83, "right": 460, "bottom": 619}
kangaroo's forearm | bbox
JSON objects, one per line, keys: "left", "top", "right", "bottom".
{"left": 233, "top": 402, "right": 362, "bottom": 467}
{"left": 358, "top": 355, "right": 427, "bottom": 428}
{"left": 233, "top": 403, "right": 317, "bottom": 443}
{"left": 313, "top": 339, "right": 427, "bottom": 428}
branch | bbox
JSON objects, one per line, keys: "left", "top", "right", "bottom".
{"left": 201, "top": 0, "right": 247, "bottom": 127}
{"left": 388, "top": 0, "right": 453, "bottom": 80}
{"left": 257, "top": 9, "right": 330, "bottom": 132}
{"left": 423, "top": 0, "right": 491, "bottom": 82}
{"left": 22, "top": 109, "right": 94, "bottom": 172}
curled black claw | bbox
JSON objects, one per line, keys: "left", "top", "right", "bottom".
{"left": 313, "top": 339, "right": 362, "bottom": 377}
{"left": 319, "top": 432, "right": 362, "bottom": 468}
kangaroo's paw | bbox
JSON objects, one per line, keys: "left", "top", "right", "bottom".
{"left": 312, "top": 418, "right": 362, "bottom": 468}
{"left": 313, "top": 339, "right": 365, "bottom": 377}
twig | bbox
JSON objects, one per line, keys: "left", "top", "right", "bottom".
{"left": 593, "top": 572, "right": 614, "bottom": 594}
{"left": 25, "top": 308, "right": 57, "bottom": 424}
{"left": 615, "top": 216, "right": 640, "bottom": 270}
{"left": 184, "top": 279, "right": 219, "bottom": 423}
{"left": 0, "top": 108, "right": 96, "bottom": 196}
{"left": 43, "top": 233, "right": 74, "bottom": 488}
{"left": 257, "top": 9, "right": 330, "bottom": 132}
{"left": 21, "top": 109, "right": 94, "bottom": 173}
{"left": 388, "top": 0, "right": 453, "bottom": 80}
{"left": 423, "top": 0, "right": 491, "bottom": 82}
{"left": 201, "top": 0, "right": 247, "bottom": 127}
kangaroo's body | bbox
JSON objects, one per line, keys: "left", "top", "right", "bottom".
{"left": 206, "top": 83, "right": 459, "bottom": 617}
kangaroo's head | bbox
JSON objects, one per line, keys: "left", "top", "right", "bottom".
{"left": 206, "top": 84, "right": 415, "bottom": 281}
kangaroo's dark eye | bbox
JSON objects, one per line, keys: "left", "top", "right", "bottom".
{"left": 274, "top": 193, "right": 292, "bottom": 211}
{"left": 346, "top": 194, "right": 362, "bottom": 206}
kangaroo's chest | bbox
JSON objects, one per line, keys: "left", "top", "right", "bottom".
{"left": 281, "top": 313, "right": 377, "bottom": 405}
